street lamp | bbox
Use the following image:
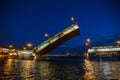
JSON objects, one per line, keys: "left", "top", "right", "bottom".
{"left": 85, "top": 38, "right": 91, "bottom": 52}
{"left": 26, "top": 43, "right": 32, "bottom": 50}
{"left": 9, "top": 45, "right": 13, "bottom": 52}
{"left": 86, "top": 38, "right": 90, "bottom": 43}
{"left": 23, "top": 47, "right": 27, "bottom": 50}
{"left": 70, "top": 17, "right": 75, "bottom": 23}
{"left": 44, "top": 33, "right": 49, "bottom": 38}
{"left": 116, "top": 40, "right": 120, "bottom": 46}
{"left": 27, "top": 43, "right": 32, "bottom": 47}
{"left": 71, "top": 17, "right": 75, "bottom": 21}
{"left": 85, "top": 38, "right": 91, "bottom": 59}
{"left": 9, "top": 45, "right": 13, "bottom": 49}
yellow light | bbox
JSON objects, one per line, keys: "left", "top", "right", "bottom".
{"left": 12, "top": 49, "right": 15, "bottom": 51}
{"left": 9, "top": 53, "right": 13, "bottom": 55}
{"left": 44, "top": 33, "right": 49, "bottom": 37}
{"left": 24, "top": 47, "right": 27, "bottom": 50}
{"left": 71, "top": 17, "right": 74, "bottom": 21}
{"left": 9, "top": 45, "right": 13, "bottom": 48}
{"left": 86, "top": 38, "right": 90, "bottom": 42}
{"left": 27, "top": 43, "right": 32, "bottom": 47}
{"left": 116, "top": 41, "right": 120, "bottom": 44}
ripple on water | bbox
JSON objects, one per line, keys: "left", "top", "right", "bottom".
{"left": 0, "top": 58, "right": 120, "bottom": 80}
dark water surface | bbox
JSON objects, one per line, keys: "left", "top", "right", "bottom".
{"left": 0, "top": 56, "right": 120, "bottom": 80}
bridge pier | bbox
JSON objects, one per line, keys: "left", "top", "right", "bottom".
{"left": 85, "top": 52, "right": 89, "bottom": 60}
{"left": 86, "top": 53, "right": 89, "bottom": 60}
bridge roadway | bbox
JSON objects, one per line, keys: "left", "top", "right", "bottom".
{"left": 33, "top": 23, "right": 80, "bottom": 60}
{"left": 88, "top": 46, "right": 120, "bottom": 53}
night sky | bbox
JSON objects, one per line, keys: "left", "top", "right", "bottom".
{"left": 0, "top": 0, "right": 120, "bottom": 52}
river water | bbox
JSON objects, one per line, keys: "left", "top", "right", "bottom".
{"left": 0, "top": 56, "right": 120, "bottom": 80}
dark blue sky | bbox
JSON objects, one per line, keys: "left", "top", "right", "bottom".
{"left": 0, "top": 0, "right": 120, "bottom": 50}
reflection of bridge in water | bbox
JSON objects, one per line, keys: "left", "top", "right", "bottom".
{"left": 33, "top": 23, "right": 80, "bottom": 60}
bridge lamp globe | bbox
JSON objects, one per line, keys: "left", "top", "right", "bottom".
{"left": 86, "top": 38, "right": 90, "bottom": 43}
{"left": 71, "top": 17, "right": 75, "bottom": 23}
{"left": 23, "top": 47, "right": 27, "bottom": 50}
{"left": 86, "top": 38, "right": 91, "bottom": 49}
{"left": 44, "top": 33, "right": 49, "bottom": 37}
{"left": 9, "top": 45, "right": 13, "bottom": 49}
{"left": 27, "top": 43, "right": 32, "bottom": 48}
{"left": 116, "top": 40, "right": 120, "bottom": 46}
{"left": 9, "top": 45, "right": 13, "bottom": 51}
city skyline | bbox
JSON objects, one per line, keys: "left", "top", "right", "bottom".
{"left": 0, "top": 0, "right": 120, "bottom": 50}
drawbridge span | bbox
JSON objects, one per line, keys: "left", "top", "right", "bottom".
{"left": 33, "top": 23, "right": 80, "bottom": 60}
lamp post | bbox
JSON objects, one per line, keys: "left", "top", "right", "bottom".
{"left": 27, "top": 43, "right": 32, "bottom": 50}
{"left": 70, "top": 17, "right": 78, "bottom": 25}
{"left": 71, "top": 17, "right": 75, "bottom": 23}
{"left": 44, "top": 33, "right": 49, "bottom": 38}
{"left": 85, "top": 38, "right": 91, "bottom": 59}
{"left": 9, "top": 45, "right": 13, "bottom": 52}
{"left": 116, "top": 40, "right": 120, "bottom": 46}
{"left": 9, "top": 45, "right": 15, "bottom": 55}
{"left": 86, "top": 38, "right": 90, "bottom": 50}
{"left": 9, "top": 45, "right": 13, "bottom": 49}
{"left": 23, "top": 47, "right": 27, "bottom": 50}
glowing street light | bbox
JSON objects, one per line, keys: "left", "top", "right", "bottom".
{"left": 116, "top": 40, "right": 120, "bottom": 46}
{"left": 9, "top": 45, "right": 13, "bottom": 48}
{"left": 86, "top": 38, "right": 91, "bottom": 51}
{"left": 27, "top": 43, "right": 32, "bottom": 48}
{"left": 71, "top": 17, "right": 75, "bottom": 23}
{"left": 9, "top": 45, "right": 13, "bottom": 51}
{"left": 26, "top": 43, "right": 33, "bottom": 50}
{"left": 85, "top": 38, "right": 91, "bottom": 59}
{"left": 86, "top": 38, "right": 90, "bottom": 43}
{"left": 86, "top": 38, "right": 91, "bottom": 47}
{"left": 44, "top": 33, "right": 49, "bottom": 38}
{"left": 23, "top": 47, "right": 27, "bottom": 50}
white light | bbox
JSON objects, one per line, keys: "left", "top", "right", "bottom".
{"left": 88, "top": 49, "right": 95, "bottom": 53}
{"left": 71, "top": 17, "right": 75, "bottom": 22}
{"left": 74, "top": 25, "right": 79, "bottom": 29}
{"left": 96, "top": 48, "right": 120, "bottom": 52}
{"left": 44, "top": 33, "right": 49, "bottom": 37}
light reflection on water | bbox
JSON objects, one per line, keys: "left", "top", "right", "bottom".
{"left": 0, "top": 58, "right": 120, "bottom": 80}
{"left": 84, "top": 59, "right": 120, "bottom": 80}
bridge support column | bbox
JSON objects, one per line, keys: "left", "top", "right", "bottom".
{"left": 86, "top": 53, "right": 89, "bottom": 60}
{"left": 85, "top": 52, "right": 89, "bottom": 60}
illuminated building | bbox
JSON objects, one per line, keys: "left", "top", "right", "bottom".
{"left": 0, "top": 48, "right": 9, "bottom": 53}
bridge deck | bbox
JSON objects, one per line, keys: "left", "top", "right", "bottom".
{"left": 88, "top": 46, "right": 120, "bottom": 53}
{"left": 33, "top": 23, "right": 80, "bottom": 55}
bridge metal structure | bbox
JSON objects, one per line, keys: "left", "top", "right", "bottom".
{"left": 88, "top": 46, "right": 120, "bottom": 53}
{"left": 87, "top": 46, "right": 120, "bottom": 57}
{"left": 33, "top": 23, "right": 80, "bottom": 60}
